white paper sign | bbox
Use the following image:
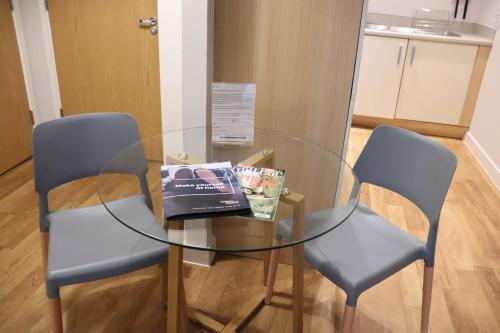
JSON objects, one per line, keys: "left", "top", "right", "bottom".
{"left": 212, "top": 82, "right": 256, "bottom": 143}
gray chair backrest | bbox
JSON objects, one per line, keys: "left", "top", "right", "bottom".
{"left": 353, "top": 126, "right": 457, "bottom": 265}
{"left": 33, "top": 113, "right": 148, "bottom": 231}
{"left": 354, "top": 125, "right": 457, "bottom": 224}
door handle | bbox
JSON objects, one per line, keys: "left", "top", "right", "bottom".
{"left": 397, "top": 44, "right": 403, "bottom": 65}
{"left": 410, "top": 46, "right": 416, "bottom": 65}
{"left": 137, "top": 17, "right": 158, "bottom": 35}
{"left": 137, "top": 17, "right": 157, "bottom": 27}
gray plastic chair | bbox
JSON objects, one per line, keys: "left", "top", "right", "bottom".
{"left": 265, "top": 125, "right": 457, "bottom": 333}
{"left": 33, "top": 113, "right": 168, "bottom": 333}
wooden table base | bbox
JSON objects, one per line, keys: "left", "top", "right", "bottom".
{"left": 167, "top": 244, "right": 303, "bottom": 333}
{"left": 188, "top": 293, "right": 265, "bottom": 333}
{"left": 165, "top": 149, "right": 304, "bottom": 333}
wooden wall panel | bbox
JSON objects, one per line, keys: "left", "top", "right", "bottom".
{"left": 213, "top": 0, "right": 364, "bottom": 261}
{"left": 214, "top": 0, "right": 364, "bottom": 153}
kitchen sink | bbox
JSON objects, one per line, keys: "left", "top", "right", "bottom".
{"left": 365, "top": 23, "right": 461, "bottom": 37}
{"left": 441, "top": 31, "right": 461, "bottom": 37}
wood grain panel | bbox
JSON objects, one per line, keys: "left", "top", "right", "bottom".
{"left": 214, "top": 0, "right": 364, "bottom": 152}
{"left": 212, "top": 0, "right": 363, "bottom": 263}
{"left": 459, "top": 45, "right": 491, "bottom": 127}
{"left": 0, "top": 0, "right": 33, "bottom": 174}
{"left": 47, "top": 0, "right": 161, "bottom": 138}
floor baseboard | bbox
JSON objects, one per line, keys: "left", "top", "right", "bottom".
{"left": 464, "top": 132, "right": 500, "bottom": 191}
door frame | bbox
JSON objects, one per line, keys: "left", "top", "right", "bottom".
{"left": 11, "top": 0, "right": 209, "bottom": 131}
{"left": 11, "top": 0, "right": 61, "bottom": 124}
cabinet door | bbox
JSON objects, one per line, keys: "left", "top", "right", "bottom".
{"left": 353, "top": 36, "right": 408, "bottom": 118}
{"left": 395, "top": 40, "right": 478, "bottom": 125}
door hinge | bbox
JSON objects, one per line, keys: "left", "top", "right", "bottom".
{"left": 29, "top": 110, "right": 34, "bottom": 125}
{"left": 8, "top": 0, "right": 13, "bottom": 11}
{"left": 44, "top": 0, "right": 48, "bottom": 11}
{"left": 59, "top": 107, "right": 64, "bottom": 117}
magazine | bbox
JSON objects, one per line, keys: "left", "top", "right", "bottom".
{"left": 232, "top": 166, "right": 285, "bottom": 222}
{"left": 161, "top": 162, "right": 251, "bottom": 220}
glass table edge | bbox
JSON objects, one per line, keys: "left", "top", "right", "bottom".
{"left": 96, "top": 127, "right": 362, "bottom": 252}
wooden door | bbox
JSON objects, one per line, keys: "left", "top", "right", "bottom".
{"left": 354, "top": 36, "right": 408, "bottom": 118}
{"left": 395, "top": 40, "right": 478, "bottom": 125}
{"left": 0, "top": 0, "right": 33, "bottom": 174}
{"left": 47, "top": 0, "right": 162, "bottom": 138}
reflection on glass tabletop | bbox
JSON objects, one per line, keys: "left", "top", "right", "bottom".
{"left": 97, "top": 127, "right": 359, "bottom": 252}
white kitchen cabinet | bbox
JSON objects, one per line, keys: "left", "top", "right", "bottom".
{"left": 354, "top": 36, "right": 408, "bottom": 118}
{"left": 395, "top": 40, "right": 478, "bottom": 125}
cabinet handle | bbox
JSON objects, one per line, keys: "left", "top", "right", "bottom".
{"left": 410, "top": 46, "right": 416, "bottom": 65}
{"left": 397, "top": 45, "right": 403, "bottom": 65}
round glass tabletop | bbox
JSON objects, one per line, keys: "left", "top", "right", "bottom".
{"left": 97, "top": 127, "right": 359, "bottom": 252}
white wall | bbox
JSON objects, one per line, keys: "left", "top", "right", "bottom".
{"left": 369, "top": 0, "right": 455, "bottom": 18}
{"left": 158, "top": 0, "right": 183, "bottom": 132}
{"left": 474, "top": 0, "right": 500, "bottom": 27}
{"left": 158, "top": 0, "right": 214, "bottom": 266}
{"left": 11, "top": 0, "right": 61, "bottom": 124}
{"left": 465, "top": 31, "right": 500, "bottom": 190}
{"left": 182, "top": 0, "right": 209, "bottom": 129}
{"left": 159, "top": 0, "right": 209, "bottom": 132}
{"left": 367, "top": 0, "right": 493, "bottom": 24}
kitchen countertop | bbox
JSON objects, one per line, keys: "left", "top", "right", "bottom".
{"left": 365, "top": 28, "right": 493, "bottom": 46}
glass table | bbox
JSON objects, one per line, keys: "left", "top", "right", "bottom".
{"left": 98, "top": 127, "right": 359, "bottom": 333}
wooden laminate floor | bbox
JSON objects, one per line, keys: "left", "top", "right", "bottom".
{"left": 0, "top": 127, "right": 498, "bottom": 332}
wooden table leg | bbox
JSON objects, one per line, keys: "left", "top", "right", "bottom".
{"left": 167, "top": 220, "right": 185, "bottom": 333}
{"left": 164, "top": 152, "right": 309, "bottom": 333}
{"left": 180, "top": 278, "right": 189, "bottom": 332}
{"left": 293, "top": 243, "right": 304, "bottom": 333}
{"left": 265, "top": 238, "right": 282, "bottom": 304}
{"left": 238, "top": 149, "right": 277, "bottom": 287}
{"left": 292, "top": 197, "right": 305, "bottom": 333}
{"left": 263, "top": 223, "right": 274, "bottom": 286}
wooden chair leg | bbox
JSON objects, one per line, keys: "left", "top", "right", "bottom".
{"left": 167, "top": 242, "right": 184, "bottom": 333}
{"left": 264, "top": 239, "right": 282, "bottom": 304}
{"left": 421, "top": 266, "right": 434, "bottom": 333}
{"left": 341, "top": 303, "right": 356, "bottom": 333}
{"left": 162, "top": 262, "right": 168, "bottom": 308}
{"left": 42, "top": 232, "right": 63, "bottom": 332}
{"left": 40, "top": 231, "right": 49, "bottom": 274}
{"left": 180, "top": 278, "right": 189, "bottom": 332}
{"left": 48, "top": 296, "right": 63, "bottom": 333}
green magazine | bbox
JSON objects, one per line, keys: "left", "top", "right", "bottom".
{"left": 232, "top": 166, "right": 285, "bottom": 222}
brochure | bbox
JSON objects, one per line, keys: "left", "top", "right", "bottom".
{"left": 232, "top": 166, "right": 285, "bottom": 222}
{"left": 161, "top": 162, "right": 252, "bottom": 220}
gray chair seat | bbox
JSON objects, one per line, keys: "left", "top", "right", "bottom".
{"left": 46, "top": 194, "right": 168, "bottom": 298}
{"left": 278, "top": 203, "right": 426, "bottom": 301}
